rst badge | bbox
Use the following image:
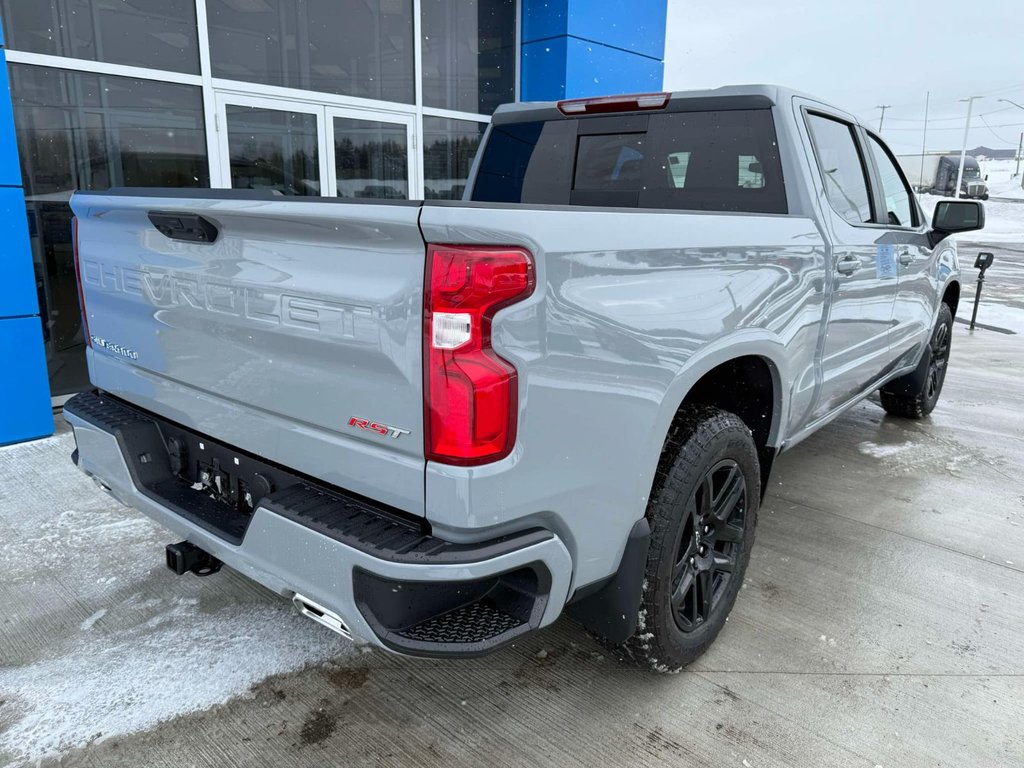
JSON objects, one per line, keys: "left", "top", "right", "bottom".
{"left": 347, "top": 417, "right": 411, "bottom": 440}
{"left": 90, "top": 335, "right": 139, "bottom": 360}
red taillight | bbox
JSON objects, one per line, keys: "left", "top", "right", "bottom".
{"left": 557, "top": 92, "right": 670, "bottom": 115}
{"left": 424, "top": 244, "right": 535, "bottom": 465}
{"left": 72, "top": 216, "right": 91, "bottom": 348}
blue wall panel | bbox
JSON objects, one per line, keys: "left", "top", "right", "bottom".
{"left": 522, "top": 37, "right": 664, "bottom": 101}
{"left": 0, "top": 185, "right": 40, "bottom": 317}
{"left": 521, "top": 0, "right": 668, "bottom": 102}
{"left": 0, "top": 316, "right": 54, "bottom": 445}
{"left": 521, "top": 0, "right": 667, "bottom": 60}
{"left": 0, "top": 50, "right": 20, "bottom": 186}
{"left": 1, "top": 28, "right": 54, "bottom": 443}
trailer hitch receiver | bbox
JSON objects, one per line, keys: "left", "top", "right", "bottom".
{"left": 165, "top": 541, "right": 222, "bottom": 577}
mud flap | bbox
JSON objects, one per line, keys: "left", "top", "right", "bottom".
{"left": 881, "top": 344, "right": 933, "bottom": 397}
{"left": 566, "top": 518, "right": 650, "bottom": 644}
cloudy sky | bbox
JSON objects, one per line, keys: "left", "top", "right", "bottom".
{"left": 663, "top": 0, "right": 1024, "bottom": 153}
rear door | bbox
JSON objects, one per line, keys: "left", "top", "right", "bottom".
{"left": 802, "top": 109, "right": 898, "bottom": 419}
{"left": 71, "top": 191, "right": 428, "bottom": 515}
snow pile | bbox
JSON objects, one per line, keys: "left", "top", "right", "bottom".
{"left": 0, "top": 598, "right": 341, "bottom": 765}
{"left": 0, "top": 433, "right": 349, "bottom": 767}
{"left": 979, "top": 157, "right": 1024, "bottom": 200}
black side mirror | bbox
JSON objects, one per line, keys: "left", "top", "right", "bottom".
{"left": 930, "top": 200, "right": 985, "bottom": 246}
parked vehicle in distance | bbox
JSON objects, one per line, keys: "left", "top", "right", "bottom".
{"left": 65, "top": 86, "right": 984, "bottom": 672}
{"left": 898, "top": 152, "right": 989, "bottom": 199}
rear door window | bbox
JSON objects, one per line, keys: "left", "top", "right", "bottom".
{"left": 471, "top": 108, "right": 787, "bottom": 214}
{"left": 804, "top": 113, "right": 874, "bottom": 225}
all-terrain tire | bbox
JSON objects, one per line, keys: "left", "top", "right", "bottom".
{"left": 880, "top": 303, "right": 953, "bottom": 419}
{"left": 615, "top": 405, "right": 760, "bottom": 673}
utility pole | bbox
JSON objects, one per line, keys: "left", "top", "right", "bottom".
{"left": 1017, "top": 132, "right": 1023, "bottom": 181}
{"left": 998, "top": 100, "right": 1024, "bottom": 185}
{"left": 876, "top": 104, "right": 891, "bottom": 132}
{"left": 955, "top": 96, "right": 981, "bottom": 199}
{"left": 919, "top": 92, "right": 930, "bottom": 193}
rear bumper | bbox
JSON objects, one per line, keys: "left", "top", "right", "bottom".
{"left": 64, "top": 392, "right": 572, "bottom": 658}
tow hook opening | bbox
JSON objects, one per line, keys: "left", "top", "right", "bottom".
{"left": 292, "top": 594, "right": 353, "bottom": 639}
{"left": 165, "top": 541, "right": 222, "bottom": 577}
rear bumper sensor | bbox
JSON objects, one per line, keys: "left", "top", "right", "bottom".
{"left": 64, "top": 390, "right": 573, "bottom": 658}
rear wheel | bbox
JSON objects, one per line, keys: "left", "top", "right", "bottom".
{"left": 615, "top": 405, "right": 759, "bottom": 673}
{"left": 880, "top": 303, "right": 953, "bottom": 419}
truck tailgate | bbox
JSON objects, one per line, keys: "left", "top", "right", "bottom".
{"left": 70, "top": 192, "right": 427, "bottom": 515}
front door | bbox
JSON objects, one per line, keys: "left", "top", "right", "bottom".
{"left": 862, "top": 131, "right": 937, "bottom": 362}
{"left": 214, "top": 94, "right": 417, "bottom": 199}
{"left": 803, "top": 111, "right": 898, "bottom": 419}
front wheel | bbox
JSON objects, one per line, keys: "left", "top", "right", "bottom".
{"left": 880, "top": 303, "right": 953, "bottom": 419}
{"left": 614, "top": 405, "right": 760, "bottom": 673}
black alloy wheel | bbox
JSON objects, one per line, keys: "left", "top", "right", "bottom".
{"left": 671, "top": 460, "right": 746, "bottom": 632}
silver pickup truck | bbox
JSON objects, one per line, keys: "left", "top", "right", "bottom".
{"left": 65, "top": 86, "right": 984, "bottom": 672}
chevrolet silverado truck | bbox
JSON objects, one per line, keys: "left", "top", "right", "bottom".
{"left": 65, "top": 86, "right": 984, "bottom": 672}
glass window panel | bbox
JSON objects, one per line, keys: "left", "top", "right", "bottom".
{"left": 470, "top": 111, "right": 788, "bottom": 213}
{"left": 9, "top": 64, "right": 209, "bottom": 396}
{"left": 806, "top": 113, "right": 873, "bottom": 225}
{"left": 866, "top": 135, "right": 916, "bottom": 227}
{"left": 333, "top": 118, "right": 408, "bottom": 199}
{"left": 573, "top": 133, "right": 647, "bottom": 191}
{"left": 421, "top": 0, "right": 515, "bottom": 115}
{"left": 0, "top": 0, "right": 199, "bottom": 74}
{"left": 423, "top": 117, "right": 486, "bottom": 200}
{"left": 207, "top": 0, "right": 414, "bottom": 104}
{"left": 225, "top": 106, "right": 320, "bottom": 196}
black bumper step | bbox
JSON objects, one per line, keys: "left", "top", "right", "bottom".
{"left": 64, "top": 392, "right": 551, "bottom": 564}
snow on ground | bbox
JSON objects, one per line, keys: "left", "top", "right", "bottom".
{"left": 959, "top": 302, "right": 1024, "bottom": 335}
{"left": 917, "top": 192, "right": 1024, "bottom": 244}
{"left": 0, "top": 433, "right": 349, "bottom": 767}
{"left": 979, "top": 157, "right": 1024, "bottom": 200}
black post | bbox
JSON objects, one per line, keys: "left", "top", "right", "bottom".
{"left": 969, "top": 252, "right": 994, "bottom": 331}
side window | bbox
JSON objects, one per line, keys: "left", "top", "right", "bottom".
{"left": 805, "top": 113, "right": 873, "bottom": 225}
{"left": 866, "top": 135, "right": 916, "bottom": 227}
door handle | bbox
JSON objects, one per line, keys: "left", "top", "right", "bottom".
{"left": 836, "top": 255, "right": 860, "bottom": 276}
{"left": 897, "top": 247, "right": 913, "bottom": 266}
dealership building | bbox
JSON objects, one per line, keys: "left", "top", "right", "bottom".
{"left": 0, "top": 0, "right": 668, "bottom": 444}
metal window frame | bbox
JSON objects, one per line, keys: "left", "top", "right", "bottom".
{"left": 3, "top": 0, "right": 514, "bottom": 200}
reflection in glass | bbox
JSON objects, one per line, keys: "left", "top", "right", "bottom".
{"left": 207, "top": 0, "right": 414, "bottom": 103}
{"left": 423, "top": 117, "right": 486, "bottom": 200}
{"left": 226, "top": 107, "right": 320, "bottom": 196}
{"left": 333, "top": 118, "right": 408, "bottom": 199}
{"left": 9, "top": 64, "right": 209, "bottom": 395}
{"left": 421, "top": 0, "right": 515, "bottom": 115}
{"left": 0, "top": 0, "right": 200, "bottom": 73}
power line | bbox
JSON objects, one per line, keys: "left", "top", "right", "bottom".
{"left": 882, "top": 120, "right": 1024, "bottom": 132}
{"left": 979, "top": 114, "right": 1014, "bottom": 144}
{"left": 849, "top": 81, "right": 1024, "bottom": 115}
{"left": 877, "top": 106, "right": 1017, "bottom": 123}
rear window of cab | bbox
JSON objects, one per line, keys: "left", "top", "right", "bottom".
{"left": 471, "top": 109, "right": 787, "bottom": 214}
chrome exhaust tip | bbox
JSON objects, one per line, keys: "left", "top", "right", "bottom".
{"left": 292, "top": 593, "right": 353, "bottom": 639}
